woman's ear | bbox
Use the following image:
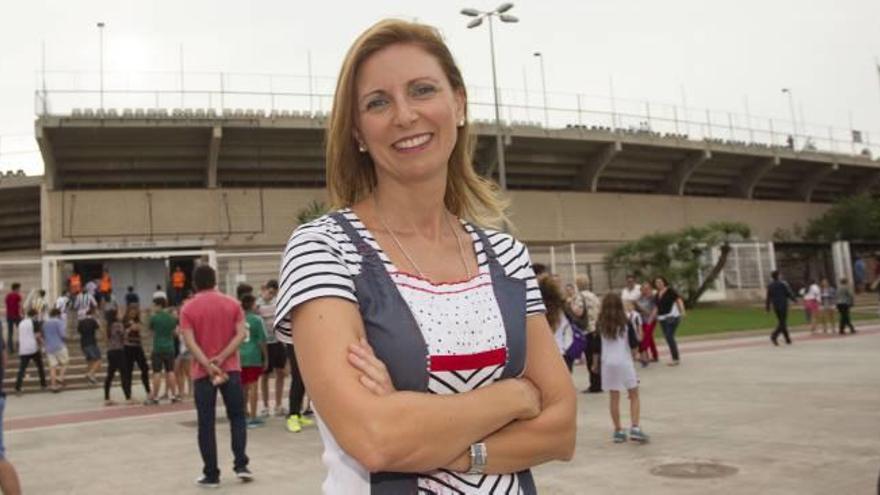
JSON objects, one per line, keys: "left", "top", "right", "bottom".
{"left": 453, "top": 88, "right": 466, "bottom": 124}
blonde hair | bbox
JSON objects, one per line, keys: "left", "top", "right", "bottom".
{"left": 325, "top": 19, "right": 508, "bottom": 228}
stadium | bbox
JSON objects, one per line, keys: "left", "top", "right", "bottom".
{"left": 0, "top": 76, "right": 877, "bottom": 305}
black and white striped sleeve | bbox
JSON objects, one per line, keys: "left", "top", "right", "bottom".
{"left": 273, "top": 219, "right": 357, "bottom": 344}
{"left": 487, "top": 231, "right": 546, "bottom": 316}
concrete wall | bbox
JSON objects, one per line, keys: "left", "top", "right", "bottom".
{"left": 42, "top": 188, "right": 830, "bottom": 250}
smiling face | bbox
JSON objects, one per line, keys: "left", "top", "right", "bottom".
{"left": 354, "top": 43, "right": 464, "bottom": 187}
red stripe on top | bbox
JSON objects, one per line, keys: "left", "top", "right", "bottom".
{"left": 430, "top": 348, "right": 507, "bottom": 371}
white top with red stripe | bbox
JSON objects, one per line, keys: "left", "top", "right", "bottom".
{"left": 276, "top": 210, "right": 544, "bottom": 495}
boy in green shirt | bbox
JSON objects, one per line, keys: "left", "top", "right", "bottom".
{"left": 146, "top": 298, "right": 180, "bottom": 405}
{"left": 239, "top": 294, "right": 267, "bottom": 428}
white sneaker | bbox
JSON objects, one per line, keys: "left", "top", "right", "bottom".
{"left": 258, "top": 408, "right": 270, "bottom": 418}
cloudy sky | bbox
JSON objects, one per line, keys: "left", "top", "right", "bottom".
{"left": 1, "top": 0, "right": 879, "bottom": 174}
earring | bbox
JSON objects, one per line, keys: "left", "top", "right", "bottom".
{"left": 358, "top": 142, "right": 368, "bottom": 153}
{"left": 457, "top": 118, "right": 465, "bottom": 128}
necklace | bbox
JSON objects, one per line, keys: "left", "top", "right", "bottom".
{"left": 373, "top": 196, "right": 473, "bottom": 281}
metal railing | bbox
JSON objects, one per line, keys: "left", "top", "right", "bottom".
{"left": 26, "top": 69, "right": 880, "bottom": 161}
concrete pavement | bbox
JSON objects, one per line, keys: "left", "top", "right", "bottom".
{"left": 5, "top": 326, "right": 880, "bottom": 494}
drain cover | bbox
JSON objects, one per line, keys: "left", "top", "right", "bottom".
{"left": 651, "top": 462, "right": 738, "bottom": 479}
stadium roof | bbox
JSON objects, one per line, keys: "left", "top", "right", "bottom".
{"left": 35, "top": 112, "right": 880, "bottom": 203}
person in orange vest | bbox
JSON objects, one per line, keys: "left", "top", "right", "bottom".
{"left": 99, "top": 269, "right": 113, "bottom": 307}
{"left": 68, "top": 272, "right": 82, "bottom": 296}
{"left": 171, "top": 266, "right": 186, "bottom": 307}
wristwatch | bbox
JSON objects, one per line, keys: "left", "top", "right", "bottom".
{"left": 467, "top": 442, "right": 487, "bottom": 475}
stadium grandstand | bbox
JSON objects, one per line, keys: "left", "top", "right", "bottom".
{"left": 1, "top": 78, "right": 878, "bottom": 304}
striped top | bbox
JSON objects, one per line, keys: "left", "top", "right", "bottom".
{"left": 273, "top": 208, "right": 545, "bottom": 343}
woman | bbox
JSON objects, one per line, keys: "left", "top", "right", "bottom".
{"left": 539, "top": 276, "right": 575, "bottom": 372}
{"left": 818, "top": 278, "right": 836, "bottom": 334}
{"left": 635, "top": 282, "right": 658, "bottom": 365}
{"left": 803, "top": 279, "right": 821, "bottom": 334}
{"left": 274, "top": 20, "right": 575, "bottom": 494}
{"left": 651, "top": 276, "right": 686, "bottom": 366}
{"left": 121, "top": 306, "right": 151, "bottom": 399}
{"left": 104, "top": 311, "right": 130, "bottom": 405}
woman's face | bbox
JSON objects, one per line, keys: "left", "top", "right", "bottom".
{"left": 654, "top": 278, "right": 666, "bottom": 290}
{"left": 354, "top": 43, "right": 464, "bottom": 187}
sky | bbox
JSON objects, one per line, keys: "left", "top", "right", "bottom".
{"left": 1, "top": 0, "right": 879, "bottom": 175}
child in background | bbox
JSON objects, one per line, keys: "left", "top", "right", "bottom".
{"left": 239, "top": 294, "right": 267, "bottom": 428}
{"left": 624, "top": 301, "right": 644, "bottom": 363}
{"left": 593, "top": 293, "right": 650, "bottom": 444}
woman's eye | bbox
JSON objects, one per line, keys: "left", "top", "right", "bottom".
{"left": 365, "top": 97, "right": 388, "bottom": 111}
{"left": 412, "top": 84, "right": 437, "bottom": 97}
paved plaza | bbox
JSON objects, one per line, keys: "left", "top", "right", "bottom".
{"left": 5, "top": 326, "right": 880, "bottom": 494}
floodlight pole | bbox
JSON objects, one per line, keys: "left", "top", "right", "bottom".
{"left": 97, "top": 22, "right": 105, "bottom": 110}
{"left": 782, "top": 88, "right": 797, "bottom": 149}
{"left": 486, "top": 14, "right": 507, "bottom": 191}
{"left": 534, "top": 52, "right": 548, "bottom": 129}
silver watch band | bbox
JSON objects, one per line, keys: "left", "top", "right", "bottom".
{"left": 467, "top": 442, "right": 487, "bottom": 475}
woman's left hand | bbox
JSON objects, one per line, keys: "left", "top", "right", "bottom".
{"left": 348, "top": 337, "right": 396, "bottom": 396}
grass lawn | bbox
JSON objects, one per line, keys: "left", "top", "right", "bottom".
{"left": 677, "top": 305, "right": 878, "bottom": 337}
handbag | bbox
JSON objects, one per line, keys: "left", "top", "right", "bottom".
{"left": 564, "top": 317, "right": 588, "bottom": 361}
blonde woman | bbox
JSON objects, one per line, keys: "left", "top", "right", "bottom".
{"left": 274, "top": 19, "right": 576, "bottom": 494}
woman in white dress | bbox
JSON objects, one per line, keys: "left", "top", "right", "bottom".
{"left": 593, "top": 293, "right": 649, "bottom": 444}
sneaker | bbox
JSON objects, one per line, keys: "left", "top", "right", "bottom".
{"left": 143, "top": 398, "right": 160, "bottom": 406}
{"left": 86, "top": 374, "right": 97, "bottom": 385}
{"left": 629, "top": 427, "right": 650, "bottom": 443}
{"left": 298, "top": 414, "right": 314, "bottom": 427}
{"left": 259, "top": 408, "right": 270, "bottom": 418}
{"left": 286, "top": 414, "right": 302, "bottom": 433}
{"left": 234, "top": 467, "right": 254, "bottom": 483}
{"left": 194, "top": 476, "right": 220, "bottom": 488}
{"left": 276, "top": 407, "right": 288, "bottom": 417}
{"left": 170, "top": 396, "right": 182, "bottom": 404}
{"left": 246, "top": 418, "right": 265, "bottom": 429}
{"left": 613, "top": 430, "right": 627, "bottom": 443}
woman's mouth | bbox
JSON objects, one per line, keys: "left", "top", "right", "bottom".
{"left": 392, "top": 133, "right": 433, "bottom": 153}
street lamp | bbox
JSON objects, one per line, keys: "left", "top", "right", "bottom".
{"left": 533, "top": 52, "right": 548, "bottom": 129}
{"left": 781, "top": 88, "right": 797, "bottom": 149}
{"left": 97, "top": 21, "right": 106, "bottom": 110}
{"left": 461, "top": 3, "right": 518, "bottom": 191}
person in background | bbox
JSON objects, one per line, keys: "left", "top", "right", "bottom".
{"left": 68, "top": 272, "right": 82, "bottom": 296}
{"left": 124, "top": 286, "right": 140, "bottom": 309}
{"left": 103, "top": 291, "right": 120, "bottom": 326}
{"left": 803, "top": 279, "right": 821, "bottom": 334}
{"left": 594, "top": 293, "right": 649, "bottom": 444}
{"left": 620, "top": 274, "right": 641, "bottom": 305}
{"left": 103, "top": 311, "right": 130, "bottom": 405}
{"left": 78, "top": 308, "right": 102, "bottom": 385}
{"left": 152, "top": 285, "right": 168, "bottom": 304}
{"left": 4, "top": 283, "right": 22, "bottom": 353}
{"left": 180, "top": 265, "right": 251, "bottom": 487}
{"left": 0, "top": 336, "right": 22, "bottom": 495}
{"left": 853, "top": 256, "right": 866, "bottom": 293}
{"left": 818, "top": 278, "right": 837, "bottom": 334}
{"left": 14, "top": 309, "right": 46, "bottom": 393}
{"left": 652, "top": 276, "right": 686, "bottom": 366}
{"left": 171, "top": 266, "right": 187, "bottom": 306}
{"left": 257, "top": 280, "right": 287, "bottom": 417}
{"left": 41, "top": 308, "right": 69, "bottom": 392}
{"left": 573, "top": 275, "right": 602, "bottom": 393}
{"left": 635, "top": 282, "right": 658, "bottom": 366}
{"left": 540, "top": 276, "right": 575, "bottom": 372}
{"left": 73, "top": 288, "right": 97, "bottom": 321}
{"left": 98, "top": 268, "right": 113, "bottom": 307}
{"left": 624, "top": 301, "right": 643, "bottom": 362}
{"left": 28, "top": 289, "right": 48, "bottom": 324}
{"left": 145, "top": 298, "right": 180, "bottom": 405}
{"left": 766, "top": 270, "right": 797, "bottom": 346}
{"left": 122, "top": 306, "right": 151, "bottom": 399}
{"left": 835, "top": 278, "right": 856, "bottom": 335}
{"left": 239, "top": 294, "right": 268, "bottom": 428}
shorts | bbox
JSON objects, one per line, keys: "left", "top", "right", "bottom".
{"left": 241, "top": 366, "right": 263, "bottom": 386}
{"left": 264, "top": 342, "right": 287, "bottom": 373}
{"left": 151, "top": 351, "right": 176, "bottom": 373}
{"left": 82, "top": 344, "right": 102, "bottom": 362}
{"left": 47, "top": 347, "right": 70, "bottom": 367}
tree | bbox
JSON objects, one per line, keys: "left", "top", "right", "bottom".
{"left": 805, "top": 194, "right": 880, "bottom": 242}
{"left": 606, "top": 221, "right": 751, "bottom": 308}
{"left": 296, "top": 200, "right": 329, "bottom": 226}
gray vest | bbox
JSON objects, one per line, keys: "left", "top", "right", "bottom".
{"left": 330, "top": 212, "right": 537, "bottom": 494}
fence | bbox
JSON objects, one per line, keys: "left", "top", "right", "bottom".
{"left": 28, "top": 69, "right": 880, "bottom": 159}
